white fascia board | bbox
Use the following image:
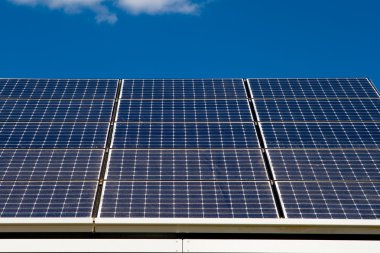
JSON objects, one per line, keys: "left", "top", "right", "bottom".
{"left": 0, "top": 218, "right": 94, "bottom": 233}
{"left": 94, "top": 218, "right": 380, "bottom": 234}
{"left": 0, "top": 239, "right": 181, "bottom": 253}
{"left": 184, "top": 239, "right": 380, "bottom": 253}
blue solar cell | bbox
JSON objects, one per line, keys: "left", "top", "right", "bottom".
{"left": 261, "top": 122, "right": 380, "bottom": 149}
{"left": 0, "top": 79, "right": 117, "bottom": 99}
{"left": 0, "top": 123, "right": 108, "bottom": 149}
{"left": 100, "top": 181, "right": 277, "bottom": 218}
{"left": 268, "top": 149, "right": 380, "bottom": 181}
{"left": 254, "top": 99, "right": 380, "bottom": 122}
{"left": 0, "top": 149, "right": 103, "bottom": 181}
{"left": 122, "top": 79, "right": 247, "bottom": 99}
{"left": 277, "top": 181, "right": 380, "bottom": 219}
{"left": 117, "top": 100, "right": 252, "bottom": 122}
{"left": 0, "top": 181, "right": 97, "bottom": 217}
{"left": 112, "top": 123, "right": 259, "bottom": 149}
{"left": 249, "top": 78, "right": 379, "bottom": 99}
{"left": 0, "top": 100, "right": 114, "bottom": 122}
{"left": 107, "top": 149, "right": 267, "bottom": 181}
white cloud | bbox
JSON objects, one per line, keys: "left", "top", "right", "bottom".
{"left": 8, "top": 0, "right": 201, "bottom": 23}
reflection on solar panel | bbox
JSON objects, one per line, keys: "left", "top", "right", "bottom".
{"left": 249, "top": 78, "right": 379, "bottom": 99}
{"left": 107, "top": 149, "right": 267, "bottom": 181}
{"left": 0, "top": 149, "right": 103, "bottom": 181}
{"left": 112, "top": 123, "right": 259, "bottom": 149}
{"left": 277, "top": 181, "right": 380, "bottom": 219}
{"left": 100, "top": 181, "right": 277, "bottom": 218}
{"left": 117, "top": 100, "right": 252, "bottom": 122}
{"left": 0, "top": 181, "right": 97, "bottom": 217}
{"left": 122, "top": 79, "right": 247, "bottom": 99}
{"left": 255, "top": 99, "right": 380, "bottom": 122}
{"left": 0, "top": 100, "right": 114, "bottom": 122}
{"left": 261, "top": 122, "right": 380, "bottom": 149}
{"left": 0, "top": 79, "right": 118, "bottom": 99}
{"left": 269, "top": 149, "right": 380, "bottom": 181}
{"left": 0, "top": 123, "right": 109, "bottom": 149}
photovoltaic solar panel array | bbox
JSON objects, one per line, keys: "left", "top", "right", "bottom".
{"left": 0, "top": 78, "right": 379, "bottom": 220}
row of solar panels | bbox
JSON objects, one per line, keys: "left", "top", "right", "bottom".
{"left": 0, "top": 78, "right": 379, "bottom": 220}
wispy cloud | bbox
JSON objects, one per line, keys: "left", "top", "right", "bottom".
{"left": 9, "top": 0, "right": 202, "bottom": 24}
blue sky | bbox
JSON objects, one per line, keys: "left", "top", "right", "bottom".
{"left": 0, "top": 0, "right": 379, "bottom": 88}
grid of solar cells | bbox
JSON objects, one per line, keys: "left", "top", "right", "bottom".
{"left": 277, "top": 181, "right": 380, "bottom": 219}
{"left": 112, "top": 123, "right": 259, "bottom": 149}
{"left": 255, "top": 99, "right": 380, "bottom": 122}
{"left": 100, "top": 181, "right": 277, "bottom": 218}
{"left": 0, "top": 79, "right": 118, "bottom": 99}
{"left": 0, "top": 79, "right": 116, "bottom": 218}
{"left": 0, "top": 181, "right": 97, "bottom": 217}
{"left": 0, "top": 149, "right": 103, "bottom": 181}
{"left": 249, "top": 78, "right": 379, "bottom": 99}
{"left": 0, "top": 100, "right": 114, "bottom": 122}
{"left": 101, "top": 79, "right": 276, "bottom": 218}
{"left": 117, "top": 99, "right": 253, "bottom": 122}
{"left": 261, "top": 122, "right": 380, "bottom": 149}
{"left": 122, "top": 79, "right": 247, "bottom": 99}
{"left": 107, "top": 149, "right": 268, "bottom": 181}
{"left": 268, "top": 149, "right": 380, "bottom": 181}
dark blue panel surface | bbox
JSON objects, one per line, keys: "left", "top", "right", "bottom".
{"left": 0, "top": 181, "right": 97, "bottom": 217}
{"left": 277, "top": 181, "right": 380, "bottom": 219}
{"left": 117, "top": 100, "right": 252, "bottom": 122}
{"left": 0, "top": 79, "right": 117, "bottom": 99}
{"left": 249, "top": 78, "right": 379, "bottom": 99}
{"left": 0, "top": 123, "right": 108, "bottom": 149}
{"left": 269, "top": 149, "right": 380, "bottom": 181}
{"left": 0, "top": 149, "right": 103, "bottom": 181}
{"left": 261, "top": 122, "right": 380, "bottom": 149}
{"left": 122, "top": 79, "right": 247, "bottom": 99}
{"left": 100, "top": 181, "right": 277, "bottom": 218}
{"left": 107, "top": 149, "right": 267, "bottom": 181}
{"left": 112, "top": 123, "right": 259, "bottom": 149}
{"left": 0, "top": 100, "right": 113, "bottom": 122}
{"left": 255, "top": 99, "right": 380, "bottom": 122}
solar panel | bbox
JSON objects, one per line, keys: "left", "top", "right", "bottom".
{"left": 0, "top": 79, "right": 117, "bottom": 99}
{"left": 0, "top": 100, "right": 114, "bottom": 122}
{"left": 0, "top": 149, "right": 103, "bottom": 181}
{"left": 0, "top": 123, "right": 109, "bottom": 149}
{"left": 261, "top": 122, "right": 380, "bottom": 149}
{"left": 100, "top": 181, "right": 277, "bottom": 218}
{"left": 249, "top": 78, "right": 379, "bottom": 99}
{"left": 277, "top": 181, "right": 380, "bottom": 219}
{"left": 0, "top": 181, "right": 97, "bottom": 217}
{"left": 122, "top": 79, "right": 247, "bottom": 99}
{"left": 268, "top": 149, "right": 380, "bottom": 181}
{"left": 254, "top": 99, "right": 380, "bottom": 122}
{"left": 107, "top": 149, "right": 268, "bottom": 181}
{"left": 112, "top": 123, "right": 259, "bottom": 149}
{"left": 117, "top": 99, "right": 253, "bottom": 122}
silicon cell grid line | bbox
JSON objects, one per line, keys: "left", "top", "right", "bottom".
{"left": 268, "top": 149, "right": 380, "bottom": 181}
{"left": 277, "top": 181, "right": 380, "bottom": 219}
{"left": 0, "top": 181, "right": 98, "bottom": 217}
{"left": 0, "top": 79, "right": 118, "bottom": 99}
{"left": 117, "top": 99, "right": 253, "bottom": 122}
{"left": 0, "top": 123, "right": 109, "bottom": 149}
{"left": 122, "top": 79, "right": 247, "bottom": 99}
{"left": 249, "top": 78, "right": 380, "bottom": 99}
{"left": 260, "top": 122, "right": 380, "bottom": 149}
{"left": 106, "top": 149, "right": 268, "bottom": 181}
{"left": 100, "top": 181, "right": 278, "bottom": 218}
{"left": 112, "top": 123, "right": 260, "bottom": 149}
{"left": 0, "top": 100, "right": 114, "bottom": 122}
{"left": 254, "top": 99, "right": 380, "bottom": 122}
{"left": 0, "top": 149, "right": 104, "bottom": 181}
